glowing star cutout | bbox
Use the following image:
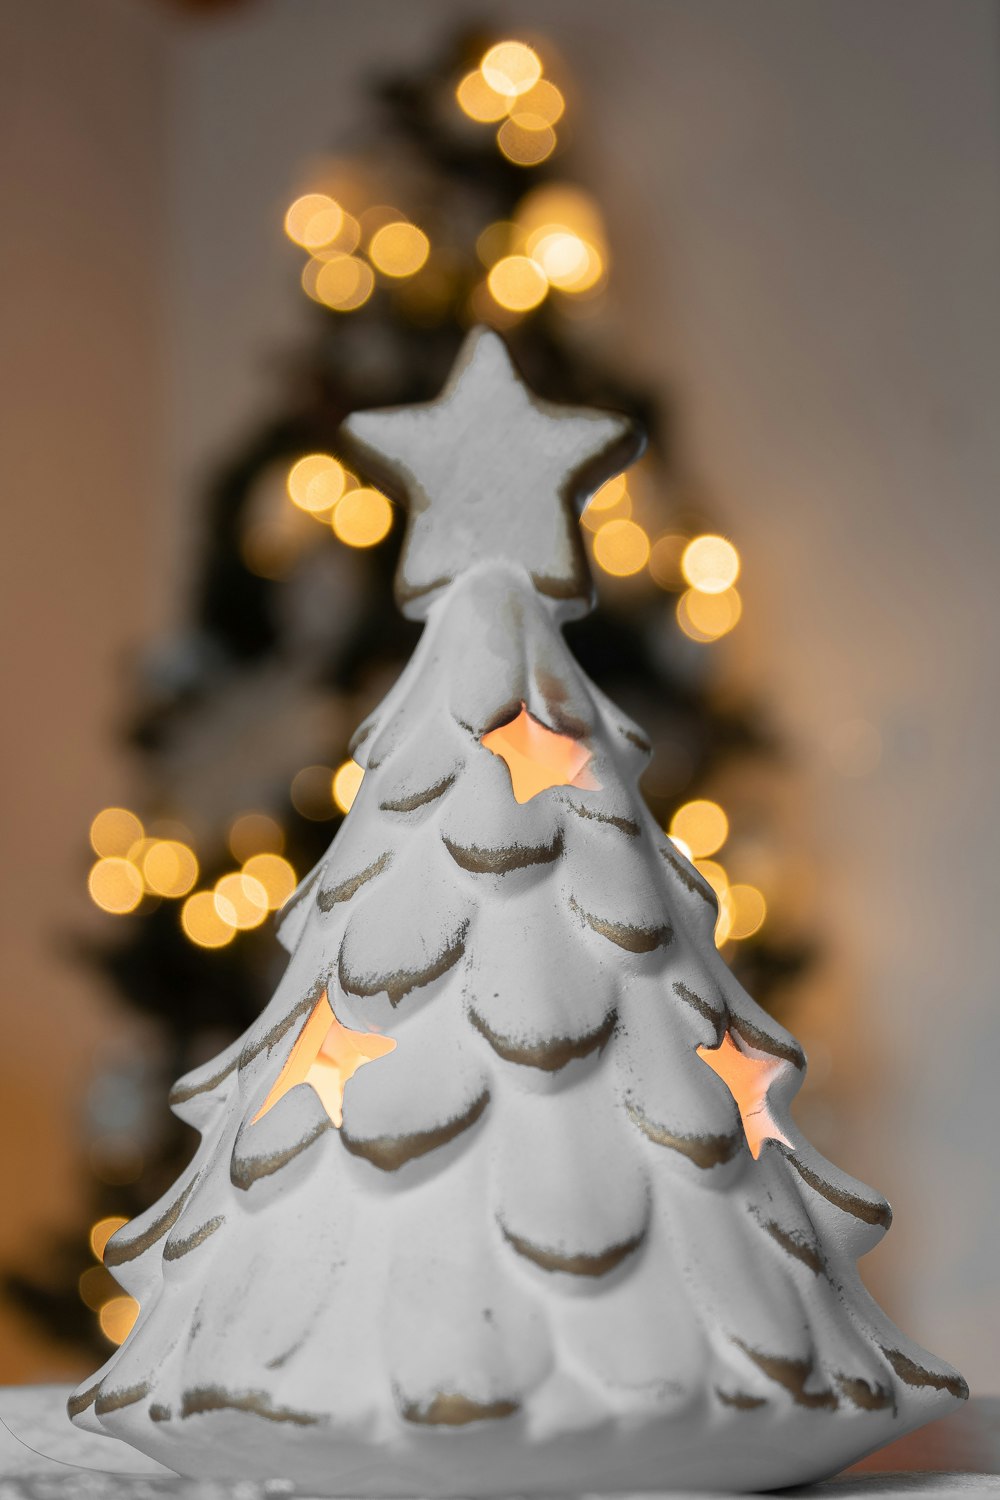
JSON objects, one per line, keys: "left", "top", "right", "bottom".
{"left": 253, "top": 991, "right": 395, "bottom": 1129}
{"left": 697, "top": 1031, "right": 792, "bottom": 1160}
{"left": 482, "top": 704, "right": 599, "bottom": 803}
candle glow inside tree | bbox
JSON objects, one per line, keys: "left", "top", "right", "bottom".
{"left": 69, "top": 330, "right": 966, "bottom": 1495}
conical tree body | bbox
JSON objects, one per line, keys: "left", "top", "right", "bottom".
{"left": 70, "top": 334, "right": 965, "bottom": 1494}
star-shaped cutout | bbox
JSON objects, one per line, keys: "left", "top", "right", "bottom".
{"left": 483, "top": 704, "right": 599, "bottom": 803}
{"left": 697, "top": 1030, "right": 792, "bottom": 1159}
{"left": 340, "top": 327, "right": 642, "bottom": 619}
{"left": 253, "top": 991, "right": 396, "bottom": 1129}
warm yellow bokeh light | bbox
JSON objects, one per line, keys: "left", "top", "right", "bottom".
{"left": 517, "top": 78, "right": 565, "bottom": 124}
{"left": 693, "top": 857, "right": 732, "bottom": 947}
{"left": 588, "top": 474, "right": 627, "bottom": 512}
{"left": 517, "top": 184, "right": 603, "bottom": 242}
{"left": 284, "top": 193, "right": 345, "bottom": 249}
{"left": 78, "top": 1265, "right": 110, "bottom": 1312}
{"left": 728, "top": 883, "right": 767, "bottom": 940}
{"left": 476, "top": 220, "right": 518, "bottom": 267}
{"left": 99, "top": 1295, "right": 139, "bottom": 1346}
{"left": 314, "top": 254, "right": 374, "bottom": 311}
{"left": 582, "top": 490, "right": 630, "bottom": 534}
{"left": 142, "top": 840, "right": 198, "bottom": 899}
{"left": 290, "top": 765, "right": 335, "bottom": 820}
{"left": 487, "top": 254, "right": 548, "bottom": 312}
{"left": 592, "top": 518, "right": 651, "bottom": 577}
{"left": 528, "top": 229, "right": 588, "bottom": 286}
{"left": 89, "top": 1216, "right": 128, "bottom": 1262}
{"left": 677, "top": 586, "right": 743, "bottom": 642}
{"left": 332, "top": 487, "right": 393, "bottom": 548}
{"left": 369, "top": 221, "right": 430, "bottom": 278}
{"left": 287, "top": 454, "right": 347, "bottom": 514}
{"left": 181, "top": 891, "right": 236, "bottom": 949}
{"left": 242, "top": 852, "right": 297, "bottom": 910}
{"left": 214, "top": 873, "right": 269, "bottom": 931}
{"left": 668, "top": 835, "right": 694, "bottom": 864}
{"left": 649, "top": 532, "right": 688, "bottom": 591}
{"left": 332, "top": 759, "right": 365, "bottom": 814}
{"left": 497, "top": 116, "right": 557, "bottom": 166}
{"left": 88, "top": 858, "right": 143, "bottom": 915}
{"left": 669, "top": 799, "right": 729, "bottom": 859}
{"left": 229, "top": 811, "right": 285, "bottom": 862}
{"left": 456, "top": 69, "right": 510, "bottom": 122}
{"left": 480, "top": 41, "right": 542, "bottom": 97}
{"left": 681, "top": 534, "right": 741, "bottom": 594}
{"left": 89, "top": 807, "right": 143, "bottom": 859}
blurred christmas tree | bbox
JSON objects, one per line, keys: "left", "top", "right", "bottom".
{"left": 6, "top": 30, "right": 812, "bottom": 1359}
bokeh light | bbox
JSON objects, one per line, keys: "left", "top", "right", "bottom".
{"left": 727, "top": 884, "right": 767, "bottom": 940}
{"left": 214, "top": 873, "right": 269, "bottom": 931}
{"left": 480, "top": 41, "right": 542, "bottom": 98}
{"left": 89, "top": 808, "right": 143, "bottom": 859}
{"left": 181, "top": 891, "right": 236, "bottom": 949}
{"left": 332, "top": 488, "right": 393, "bottom": 548}
{"left": 517, "top": 78, "right": 565, "bottom": 124}
{"left": 229, "top": 812, "right": 285, "bottom": 863}
{"left": 487, "top": 254, "right": 548, "bottom": 312}
{"left": 284, "top": 193, "right": 345, "bottom": 250}
{"left": 242, "top": 853, "right": 297, "bottom": 910}
{"left": 528, "top": 229, "right": 590, "bottom": 286}
{"left": 648, "top": 532, "right": 688, "bottom": 591}
{"left": 497, "top": 117, "right": 556, "bottom": 166}
{"left": 592, "top": 518, "right": 650, "bottom": 577}
{"left": 369, "top": 222, "right": 430, "bottom": 278}
{"left": 99, "top": 1295, "right": 139, "bottom": 1346}
{"left": 88, "top": 858, "right": 143, "bottom": 915}
{"left": 456, "top": 70, "right": 509, "bottom": 123}
{"left": 287, "top": 454, "right": 348, "bottom": 514}
{"left": 681, "top": 534, "right": 741, "bottom": 594}
{"left": 78, "top": 1265, "right": 112, "bottom": 1312}
{"left": 89, "top": 1216, "right": 128, "bottom": 1261}
{"left": 476, "top": 221, "right": 518, "bottom": 267}
{"left": 677, "top": 586, "right": 743, "bottom": 641}
{"left": 313, "top": 254, "right": 374, "bottom": 312}
{"left": 142, "top": 840, "right": 198, "bottom": 899}
{"left": 670, "top": 800, "right": 729, "bottom": 859}
{"left": 291, "top": 765, "right": 336, "bottom": 821}
{"left": 332, "top": 759, "right": 364, "bottom": 814}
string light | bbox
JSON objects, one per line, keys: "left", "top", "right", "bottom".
{"left": 516, "top": 79, "right": 565, "bottom": 125}
{"left": 284, "top": 193, "right": 345, "bottom": 250}
{"left": 369, "top": 222, "right": 430, "bottom": 278}
{"left": 99, "top": 1295, "right": 139, "bottom": 1345}
{"left": 727, "top": 884, "right": 767, "bottom": 939}
{"left": 332, "top": 759, "right": 364, "bottom": 813}
{"left": 287, "top": 454, "right": 348, "bottom": 514}
{"left": 456, "top": 70, "right": 509, "bottom": 123}
{"left": 480, "top": 41, "right": 542, "bottom": 97}
{"left": 89, "top": 808, "right": 143, "bottom": 858}
{"left": 669, "top": 800, "right": 728, "bottom": 859}
{"left": 497, "top": 117, "right": 556, "bottom": 166}
{"left": 242, "top": 853, "right": 297, "bottom": 910}
{"left": 648, "top": 532, "right": 688, "bottom": 590}
{"left": 332, "top": 488, "right": 393, "bottom": 547}
{"left": 181, "top": 891, "right": 236, "bottom": 949}
{"left": 677, "top": 586, "right": 743, "bottom": 642}
{"left": 487, "top": 254, "right": 548, "bottom": 312}
{"left": 681, "top": 534, "right": 741, "bottom": 594}
{"left": 291, "top": 765, "right": 336, "bottom": 821}
{"left": 214, "top": 873, "right": 269, "bottom": 931}
{"left": 313, "top": 254, "right": 374, "bottom": 311}
{"left": 89, "top": 1216, "right": 128, "bottom": 1260}
{"left": 88, "top": 858, "right": 143, "bottom": 915}
{"left": 591, "top": 518, "right": 650, "bottom": 577}
{"left": 141, "top": 840, "right": 198, "bottom": 899}
{"left": 229, "top": 812, "right": 285, "bottom": 862}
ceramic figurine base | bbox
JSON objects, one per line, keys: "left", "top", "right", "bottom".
{"left": 67, "top": 331, "right": 966, "bottom": 1494}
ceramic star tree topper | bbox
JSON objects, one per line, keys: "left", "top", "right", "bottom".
{"left": 69, "top": 329, "right": 967, "bottom": 1495}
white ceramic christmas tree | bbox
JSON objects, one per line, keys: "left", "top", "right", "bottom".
{"left": 69, "top": 329, "right": 967, "bottom": 1495}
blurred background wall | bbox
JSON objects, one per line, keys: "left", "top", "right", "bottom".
{"left": 1, "top": 0, "right": 998, "bottom": 1390}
